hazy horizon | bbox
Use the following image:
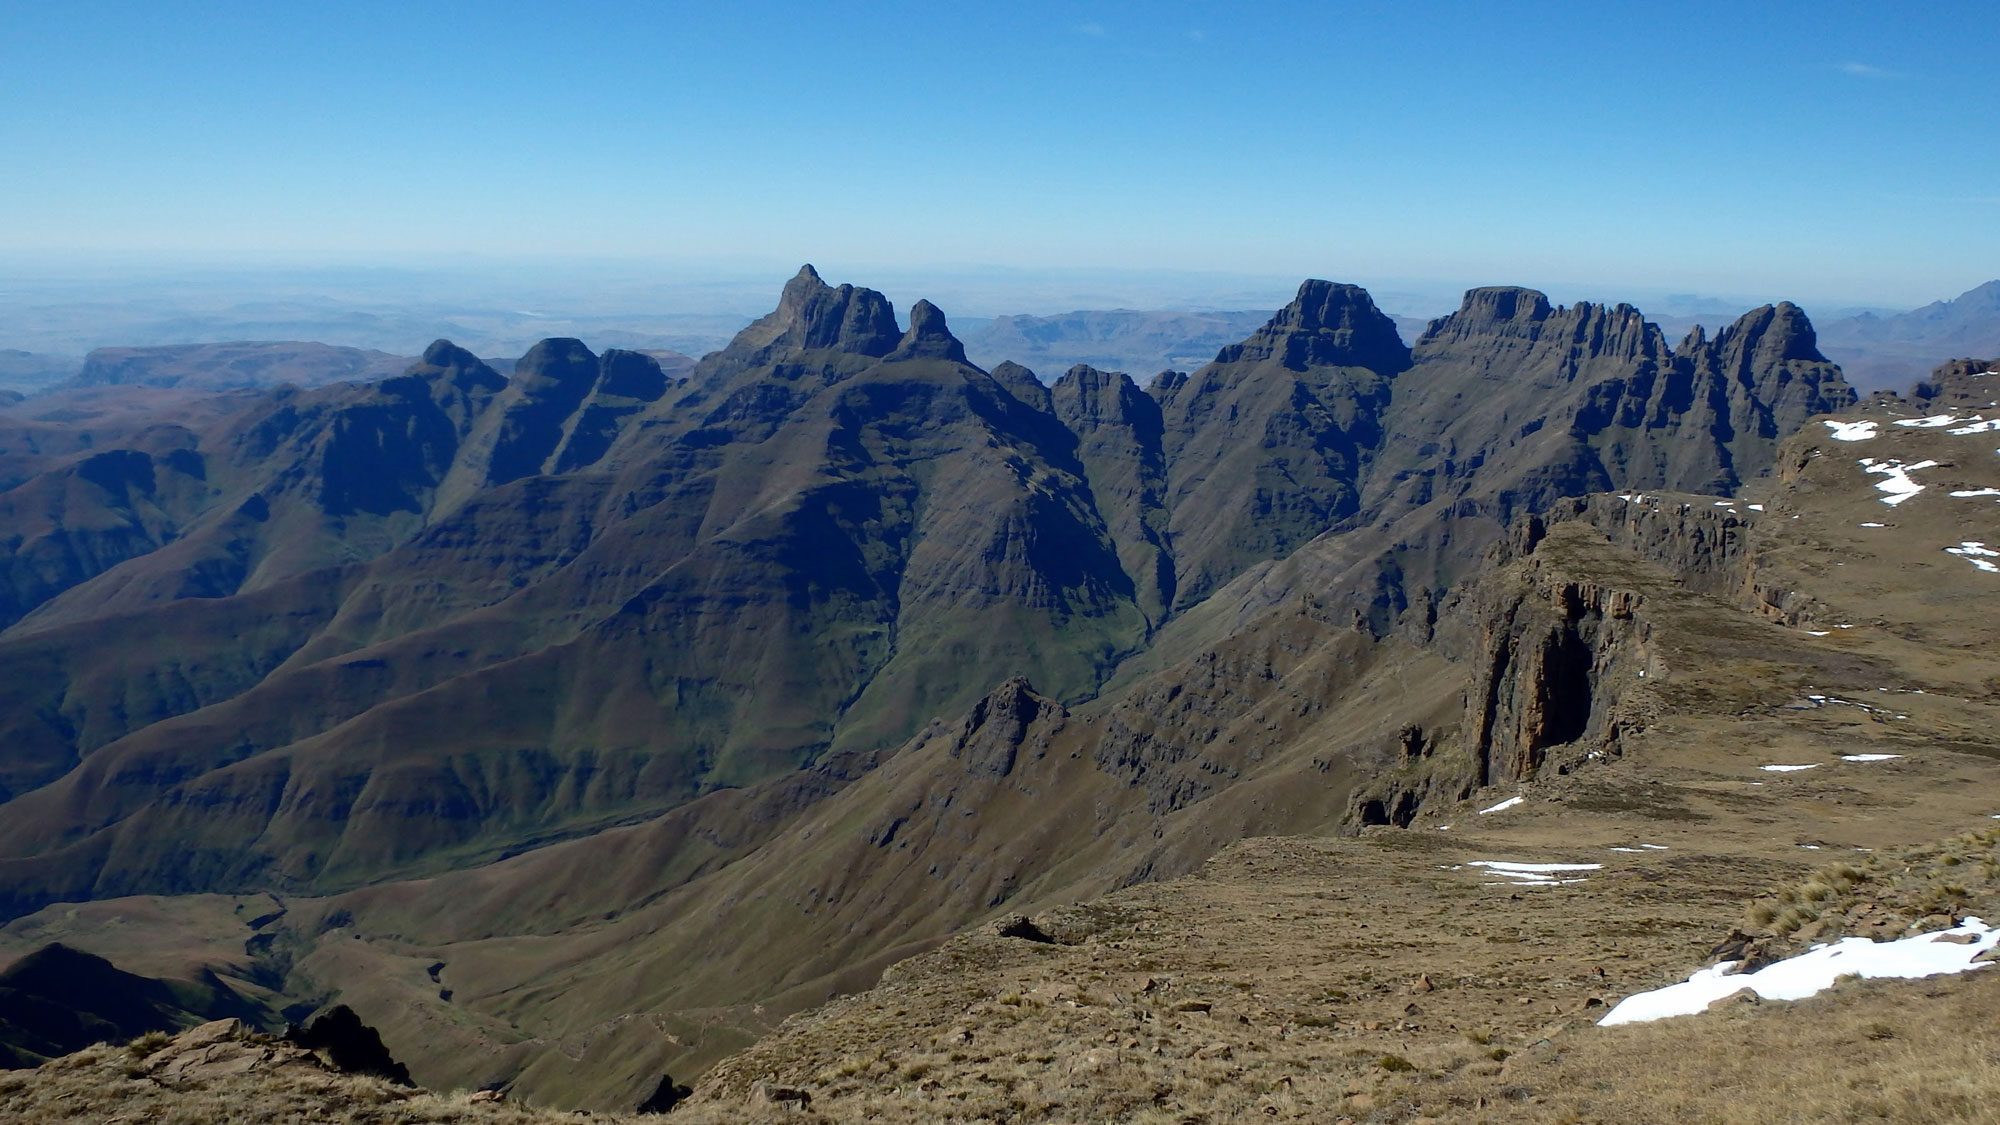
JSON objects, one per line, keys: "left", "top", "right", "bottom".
{"left": 5, "top": 1, "right": 1995, "bottom": 334}
{"left": 1, "top": 252, "right": 1972, "bottom": 361}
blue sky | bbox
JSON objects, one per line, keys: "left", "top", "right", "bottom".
{"left": 2, "top": 1, "right": 1994, "bottom": 307}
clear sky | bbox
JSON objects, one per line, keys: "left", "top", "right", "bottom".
{"left": 2, "top": 1, "right": 1994, "bottom": 307}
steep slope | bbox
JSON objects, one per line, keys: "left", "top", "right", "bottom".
{"left": 0, "top": 944, "right": 267, "bottom": 1068}
{"left": 0, "top": 268, "right": 1153, "bottom": 918}
{"left": 1132, "top": 287, "right": 1855, "bottom": 664}
{"left": 1148, "top": 280, "right": 1410, "bottom": 608}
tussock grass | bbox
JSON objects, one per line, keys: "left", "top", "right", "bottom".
{"left": 1744, "top": 825, "right": 2000, "bottom": 943}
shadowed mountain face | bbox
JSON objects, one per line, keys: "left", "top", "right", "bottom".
{"left": 0, "top": 268, "right": 1855, "bottom": 953}
{"left": 0, "top": 943, "right": 266, "bottom": 1068}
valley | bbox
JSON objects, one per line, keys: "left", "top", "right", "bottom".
{"left": 0, "top": 267, "right": 1995, "bottom": 1122}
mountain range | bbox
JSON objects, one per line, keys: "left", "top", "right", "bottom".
{"left": 1816, "top": 279, "right": 2000, "bottom": 391}
{"left": 0, "top": 265, "right": 1885, "bottom": 1109}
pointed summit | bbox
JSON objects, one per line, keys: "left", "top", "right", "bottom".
{"left": 888, "top": 299, "right": 968, "bottom": 362}
{"left": 1212, "top": 280, "right": 1410, "bottom": 373}
{"left": 721, "top": 265, "right": 901, "bottom": 362}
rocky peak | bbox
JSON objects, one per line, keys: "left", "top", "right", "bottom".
{"left": 1458, "top": 286, "right": 1555, "bottom": 327}
{"left": 1913, "top": 356, "right": 2000, "bottom": 408}
{"left": 513, "top": 338, "right": 600, "bottom": 390}
{"left": 721, "top": 264, "right": 902, "bottom": 361}
{"left": 1051, "top": 365, "right": 1155, "bottom": 430}
{"left": 1713, "top": 302, "right": 1826, "bottom": 368}
{"left": 407, "top": 339, "right": 505, "bottom": 392}
{"left": 1213, "top": 280, "right": 1411, "bottom": 373}
{"left": 1417, "top": 288, "right": 1664, "bottom": 365}
{"left": 596, "top": 349, "right": 668, "bottom": 401}
{"left": 946, "top": 677, "right": 1068, "bottom": 778}
{"left": 888, "top": 298, "right": 968, "bottom": 363}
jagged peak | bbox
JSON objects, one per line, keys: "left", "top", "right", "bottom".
{"left": 1212, "top": 278, "right": 1411, "bottom": 373}
{"left": 888, "top": 298, "right": 968, "bottom": 363}
{"left": 723, "top": 265, "right": 902, "bottom": 361}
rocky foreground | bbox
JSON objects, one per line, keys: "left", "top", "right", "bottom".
{"left": 0, "top": 1017, "right": 642, "bottom": 1124}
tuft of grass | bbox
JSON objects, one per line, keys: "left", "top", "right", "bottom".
{"left": 123, "top": 1029, "right": 172, "bottom": 1059}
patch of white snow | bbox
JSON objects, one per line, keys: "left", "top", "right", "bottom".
{"left": 1478, "top": 796, "right": 1524, "bottom": 815}
{"left": 1895, "top": 414, "right": 1964, "bottom": 428}
{"left": 1859, "top": 458, "right": 1938, "bottom": 505}
{"left": 1823, "top": 419, "right": 1878, "bottom": 441}
{"left": 1760, "top": 764, "right": 1821, "bottom": 773}
{"left": 1947, "top": 542, "right": 2000, "bottom": 573}
{"left": 1842, "top": 754, "right": 1901, "bottom": 762}
{"left": 1598, "top": 918, "right": 2000, "bottom": 1026}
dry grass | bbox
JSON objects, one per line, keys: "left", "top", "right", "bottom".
{"left": 674, "top": 965, "right": 2000, "bottom": 1124}
{"left": 1745, "top": 825, "right": 2000, "bottom": 947}
{"left": 0, "top": 1036, "right": 640, "bottom": 1125}
{"left": 1403, "top": 967, "right": 2000, "bottom": 1125}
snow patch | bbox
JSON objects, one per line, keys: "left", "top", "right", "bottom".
{"left": 1841, "top": 754, "right": 1901, "bottom": 762}
{"left": 1823, "top": 419, "right": 1878, "bottom": 441}
{"left": 1895, "top": 414, "right": 1965, "bottom": 428}
{"left": 1860, "top": 522, "right": 1885, "bottom": 528}
{"left": 1599, "top": 918, "right": 2000, "bottom": 1026}
{"left": 1760, "top": 764, "right": 1820, "bottom": 773}
{"left": 1947, "top": 542, "right": 2000, "bottom": 573}
{"left": 1948, "top": 418, "right": 2000, "bottom": 435}
{"left": 1467, "top": 860, "right": 1601, "bottom": 887}
{"left": 1478, "top": 796, "right": 1524, "bottom": 815}
{"left": 1858, "top": 458, "right": 1937, "bottom": 505}
{"left": 1950, "top": 488, "right": 2000, "bottom": 498}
